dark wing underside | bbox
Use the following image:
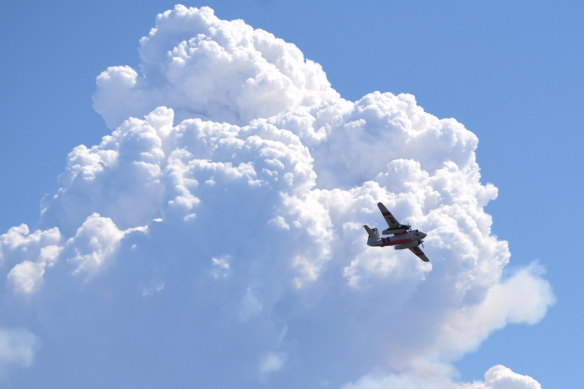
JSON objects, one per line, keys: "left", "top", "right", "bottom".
{"left": 377, "top": 202, "right": 400, "bottom": 228}
{"left": 409, "top": 246, "right": 430, "bottom": 262}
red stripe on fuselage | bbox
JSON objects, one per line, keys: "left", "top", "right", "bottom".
{"left": 374, "top": 238, "right": 412, "bottom": 247}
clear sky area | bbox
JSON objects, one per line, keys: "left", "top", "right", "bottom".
{"left": 0, "top": 1, "right": 582, "bottom": 388}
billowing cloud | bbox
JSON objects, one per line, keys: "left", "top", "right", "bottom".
{"left": 459, "top": 365, "right": 543, "bottom": 389}
{"left": 0, "top": 5, "right": 553, "bottom": 388}
{"left": 93, "top": 4, "right": 338, "bottom": 129}
{"left": 342, "top": 365, "right": 542, "bottom": 389}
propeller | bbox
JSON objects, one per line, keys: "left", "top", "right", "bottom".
{"left": 418, "top": 240, "right": 424, "bottom": 248}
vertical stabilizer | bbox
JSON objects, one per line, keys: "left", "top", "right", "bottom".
{"left": 363, "top": 225, "right": 379, "bottom": 239}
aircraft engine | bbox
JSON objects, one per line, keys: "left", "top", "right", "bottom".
{"left": 394, "top": 241, "right": 419, "bottom": 250}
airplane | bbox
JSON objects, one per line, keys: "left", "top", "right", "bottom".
{"left": 363, "top": 202, "right": 430, "bottom": 262}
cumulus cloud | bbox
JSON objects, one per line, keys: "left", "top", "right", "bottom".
{"left": 93, "top": 4, "right": 338, "bottom": 129}
{"left": 459, "top": 365, "right": 543, "bottom": 389}
{"left": 342, "top": 365, "right": 542, "bottom": 389}
{"left": 0, "top": 5, "right": 552, "bottom": 388}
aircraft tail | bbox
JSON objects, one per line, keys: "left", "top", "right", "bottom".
{"left": 363, "top": 225, "right": 379, "bottom": 239}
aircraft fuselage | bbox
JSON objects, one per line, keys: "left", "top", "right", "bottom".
{"left": 364, "top": 202, "right": 430, "bottom": 261}
{"left": 367, "top": 230, "right": 427, "bottom": 250}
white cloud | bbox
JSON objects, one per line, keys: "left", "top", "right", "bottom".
{"left": 0, "top": 328, "right": 39, "bottom": 371}
{"left": 62, "top": 213, "right": 125, "bottom": 276}
{"left": 459, "top": 365, "right": 542, "bottom": 389}
{"left": 1, "top": 225, "right": 62, "bottom": 295}
{"left": 7, "top": 261, "right": 46, "bottom": 294}
{"left": 258, "top": 351, "right": 286, "bottom": 381}
{"left": 343, "top": 364, "right": 541, "bottom": 389}
{"left": 430, "top": 263, "right": 554, "bottom": 361}
{"left": 0, "top": 5, "right": 552, "bottom": 387}
{"left": 93, "top": 5, "right": 339, "bottom": 129}
{"left": 210, "top": 255, "right": 231, "bottom": 279}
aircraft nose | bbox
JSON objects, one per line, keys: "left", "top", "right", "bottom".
{"left": 421, "top": 232, "right": 427, "bottom": 239}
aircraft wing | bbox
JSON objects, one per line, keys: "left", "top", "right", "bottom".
{"left": 377, "top": 202, "right": 400, "bottom": 228}
{"left": 409, "top": 246, "right": 430, "bottom": 262}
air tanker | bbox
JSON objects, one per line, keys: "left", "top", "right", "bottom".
{"left": 364, "top": 202, "right": 430, "bottom": 262}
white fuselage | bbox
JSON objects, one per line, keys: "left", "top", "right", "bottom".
{"left": 367, "top": 230, "right": 427, "bottom": 249}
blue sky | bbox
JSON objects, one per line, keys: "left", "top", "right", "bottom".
{"left": 0, "top": 1, "right": 582, "bottom": 387}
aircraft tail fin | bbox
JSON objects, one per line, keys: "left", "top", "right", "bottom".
{"left": 363, "top": 225, "right": 379, "bottom": 239}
